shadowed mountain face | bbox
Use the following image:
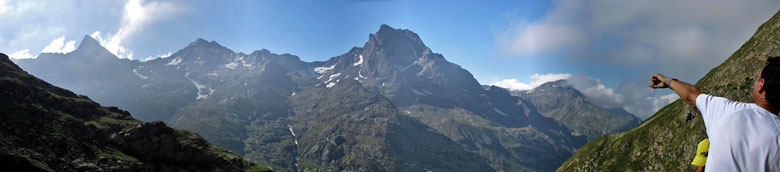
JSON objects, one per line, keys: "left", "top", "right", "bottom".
{"left": 559, "top": 10, "right": 780, "bottom": 171}
{"left": 14, "top": 25, "right": 618, "bottom": 171}
{"left": 517, "top": 80, "right": 641, "bottom": 141}
{"left": 0, "top": 53, "right": 270, "bottom": 172}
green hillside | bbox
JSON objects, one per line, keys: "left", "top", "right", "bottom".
{"left": 558, "top": 10, "right": 780, "bottom": 171}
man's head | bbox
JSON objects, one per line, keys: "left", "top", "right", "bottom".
{"left": 754, "top": 56, "right": 780, "bottom": 114}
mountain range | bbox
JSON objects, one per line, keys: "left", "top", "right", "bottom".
{"left": 559, "top": 10, "right": 780, "bottom": 171}
{"left": 13, "top": 24, "right": 641, "bottom": 171}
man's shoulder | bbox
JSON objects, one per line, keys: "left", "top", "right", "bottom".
{"left": 722, "top": 107, "right": 780, "bottom": 132}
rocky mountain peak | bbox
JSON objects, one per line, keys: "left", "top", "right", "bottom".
{"left": 366, "top": 25, "right": 426, "bottom": 63}
{"left": 189, "top": 38, "right": 218, "bottom": 47}
{"left": 532, "top": 80, "right": 585, "bottom": 97}
{"left": 181, "top": 38, "right": 233, "bottom": 55}
{"left": 250, "top": 49, "right": 272, "bottom": 56}
{"left": 79, "top": 35, "right": 103, "bottom": 50}
{"left": 59, "top": 35, "right": 118, "bottom": 59}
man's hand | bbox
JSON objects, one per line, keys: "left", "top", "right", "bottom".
{"left": 649, "top": 73, "right": 670, "bottom": 89}
{"left": 648, "top": 73, "right": 701, "bottom": 106}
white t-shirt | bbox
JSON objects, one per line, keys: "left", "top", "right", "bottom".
{"left": 696, "top": 94, "right": 780, "bottom": 172}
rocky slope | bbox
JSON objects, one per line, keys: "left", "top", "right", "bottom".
{"left": 0, "top": 53, "right": 270, "bottom": 171}
{"left": 558, "top": 10, "right": 780, "bottom": 171}
{"left": 518, "top": 80, "right": 641, "bottom": 141}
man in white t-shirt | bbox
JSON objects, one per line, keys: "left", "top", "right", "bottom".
{"left": 649, "top": 56, "right": 780, "bottom": 172}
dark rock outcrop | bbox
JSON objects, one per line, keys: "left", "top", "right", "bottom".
{"left": 0, "top": 53, "right": 271, "bottom": 172}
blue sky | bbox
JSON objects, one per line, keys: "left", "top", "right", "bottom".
{"left": 2, "top": 0, "right": 779, "bottom": 118}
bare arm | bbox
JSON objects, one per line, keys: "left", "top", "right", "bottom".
{"left": 649, "top": 73, "right": 702, "bottom": 105}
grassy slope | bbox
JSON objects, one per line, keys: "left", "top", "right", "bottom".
{"left": 558, "top": 10, "right": 780, "bottom": 171}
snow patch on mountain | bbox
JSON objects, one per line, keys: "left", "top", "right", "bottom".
{"left": 186, "top": 76, "right": 215, "bottom": 100}
{"left": 325, "top": 73, "right": 341, "bottom": 83}
{"left": 493, "top": 107, "right": 510, "bottom": 116}
{"left": 166, "top": 57, "right": 183, "bottom": 66}
{"left": 288, "top": 126, "right": 298, "bottom": 145}
{"left": 132, "top": 68, "right": 149, "bottom": 79}
{"left": 314, "top": 64, "right": 336, "bottom": 74}
{"left": 353, "top": 55, "right": 364, "bottom": 66}
{"left": 225, "top": 61, "right": 238, "bottom": 69}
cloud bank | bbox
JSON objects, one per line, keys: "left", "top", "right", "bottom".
{"left": 491, "top": 73, "right": 572, "bottom": 91}
{"left": 9, "top": 49, "right": 34, "bottom": 59}
{"left": 91, "top": 0, "right": 180, "bottom": 60}
{"left": 41, "top": 36, "right": 76, "bottom": 54}
{"left": 496, "top": 0, "right": 780, "bottom": 81}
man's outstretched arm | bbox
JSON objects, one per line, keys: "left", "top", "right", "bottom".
{"left": 649, "top": 73, "right": 702, "bottom": 105}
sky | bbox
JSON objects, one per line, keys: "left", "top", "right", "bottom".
{"left": 2, "top": 0, "right": 779, "bottom": 119}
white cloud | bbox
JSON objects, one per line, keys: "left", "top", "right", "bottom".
{"left": 91, "top": 0, "right": 180, "bottom": 60}
{"left": 0, "top": 0, "right": 36, "bottom": 16}
{"left": 499, "top": 22, "right": 584, "bottom": 55}
{"left": 41, "top": 36, "right": 76, "bottom": 54}
{"left": 564, "top": 75, "right": 624, "bottom": 108}
{"left": 497, "top": 0, "right": 780, "bottom": 81}
{"left": 8, "top": 49, "right": 35, "bottom": 59}
{"left": 0, "top": 0, "right": 9, "bottom": 14}
{"left": 491, "top": 73, "right": 572, "bottom": 91}
{"left": 623, "top": 93, "right": 679, "bottom": 120}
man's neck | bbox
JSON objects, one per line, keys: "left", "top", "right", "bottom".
{"left": 756, "top": 101, "right": 777, "bottom": 115}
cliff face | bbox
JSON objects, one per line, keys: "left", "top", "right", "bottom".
{"left": 558, "top": 10, "right": 780, "bottom": 171}
{"left": 0, "top": 53, "right": 271, "bottom": 172}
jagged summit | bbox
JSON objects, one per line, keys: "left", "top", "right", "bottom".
{"left": 42, "top": 34, "right": 118, "bottom": 60}
{"left": 79, "top": 34, "right": 103, "bottom": 50}
{"left": 367, "top": 24, "right": 426, "bottom": 61}
{"left": 531, "top": 80, "right": 585, "bottom": 96}
{"left": 190, "top": 38, "right": 219, "bottom": 47}
{"left": 250, "top": 49, "right": 272, "bottom": 56}
{"left": 375, "top": 24, "right": 422, "bottom": 42}
{"left": 183, "top": 38, "right": 231, "bottom": 52}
